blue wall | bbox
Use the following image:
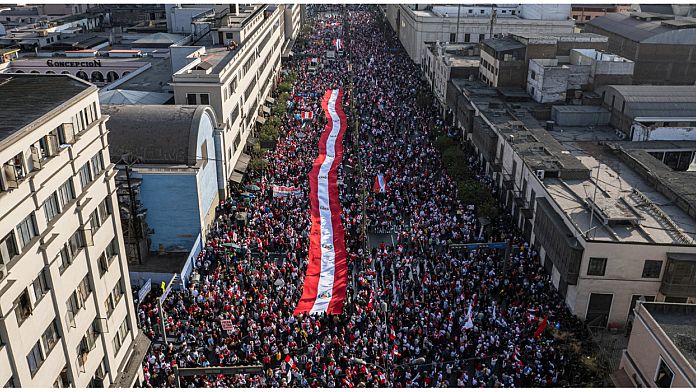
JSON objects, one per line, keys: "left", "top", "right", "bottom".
{"left": 140, "top": 172, "right": 200, "bottom": 252}
{"left": 195, "top": 111, "right": 219, "bottom": 226}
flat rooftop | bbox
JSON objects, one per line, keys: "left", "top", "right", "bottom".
{"left": 0, "top": 74, "right": 92, "bottom": 147}
{"left": 116, "top": 56, "right": 173, "bottom": 93}
{"left": 643, "top": 302, "right": 696, "bottom": 369}
{"left": 454, "top": 77, "right": 696, "bottom": 245}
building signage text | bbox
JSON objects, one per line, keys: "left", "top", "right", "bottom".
{"left": 46, "top": 59, "right": 102, "bottom": 67}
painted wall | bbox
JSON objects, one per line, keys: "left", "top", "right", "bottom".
{"left": 139, "top": 172, "right": 200, "bottom": 252}
{"left": 196, "top": 110, "right": 220, "bottom": 230}
{"left": 631, "top": 125, "right": 696, "bottom": 142}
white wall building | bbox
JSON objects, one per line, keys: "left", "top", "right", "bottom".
{"left": 0, "top": 74, "right": 147, "bottom": 387}
{"left": 170, "top": 4, "right": 284, "bottom": 197}
{"left": 384, "top": 4, "right": 574, "bottom": 62}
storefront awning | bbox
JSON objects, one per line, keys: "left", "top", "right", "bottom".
{"left": 246, "top": 137, "right": 259, "bottom": 147}
{"left": 256, "top": 116, "right": 267, "bottom": 125}
{"left": 230, "top": 172, "right": 244, "bottom": 183}
{"left": 234, "top": 153, "right": 251, "bottom": 173}
{"left": 262, "top": 105, "right": 271, "bottom": 114}
{"left": 265, "top": 96, "right": 275, "bottom": 104}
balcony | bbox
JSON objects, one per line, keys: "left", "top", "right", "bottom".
{"left": 660, "top": 253, "right": 696, "bottom": 298}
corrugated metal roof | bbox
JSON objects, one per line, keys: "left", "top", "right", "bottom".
{"left": 586, "top": 13, "right": 672, "bottom": 42}
{"left": 604, "top": 85, "right": 696, "bottom": 118}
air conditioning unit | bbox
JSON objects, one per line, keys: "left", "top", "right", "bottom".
{"left": 535, "top": 170, "right": 545, "bottom": 180}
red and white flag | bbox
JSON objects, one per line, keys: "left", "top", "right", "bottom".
{"left": 284, "top": 355, "right": 297, "bottom": 369}
{"left": 533, "top": 314, "right": 549, "bottom": 338}
{"left": 301, "top": 111, "right": 314, "bottom": 121}
{"left": 373, "top": 173, "right": 388, "bottom": 193}
{"left": 333, "top": 38, "right": 344, "bottom": 51}
{"left": 294, "top": 89, "right": 348, "bottom": 316}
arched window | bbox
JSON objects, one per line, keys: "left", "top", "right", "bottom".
{"left": 90, "top": 71, "right": 105, "bottom": 83}
{"left": 106, "top": 71, "right": 120, "bottom": 82}
{"left": 46, "top": 70, "right": 56, "bottom": 74}
{"left": 61, "top": 70, "right": 71, "bottom": 75}
{"left": 76, "top": 71, "right": 88, "bottom": 81}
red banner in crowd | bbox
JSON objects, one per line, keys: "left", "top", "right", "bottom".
{"left": 294, "top": 88, "right": 348, "bottom": 315}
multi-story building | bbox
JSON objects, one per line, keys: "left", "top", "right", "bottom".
{"left": 383, "top": 4, "right": 575, "bottom": 62}
{"left": 448, "top": 78, "right": 696, "bottom": 330}
{"left": 170, "top": 4, "right": 284, "bottom": 197}
{"left": 0, "top": 74, "right": 147, "bottom": 387}
{"left": 584, "top": 12, "right": 696, "bottom": 85}
{"left": 616, "top": 301, "right": 696, "bottom": 387}
{"left": 479, "top": 32, "right": 608, "bottom": 89}
{"left": 421, "top": 41, "right": 479, "bottom": 116}
{"left": 570, "top": 4, "right": 631, "bottom": 26}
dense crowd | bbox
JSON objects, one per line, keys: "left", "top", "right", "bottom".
{"left": 138, "top": 5, "right": 594, "bottom": 388}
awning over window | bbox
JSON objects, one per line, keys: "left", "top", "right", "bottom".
{"left": 256, "top": 116, "right": 267, "bottom": 125}
{"left": 265, "top": 96, "right": 276, "bottom": 104}
{"left": 262, "top": 105, "right": 271, "bottom": 114}
{"left": 234, "top": 153, "right": 251, "bottom": 173}
{"left": 246, "top": 137, "right": 259, "bottom": 147}
{"left": 230, "top": 172, "right": 244, "bottom": 183}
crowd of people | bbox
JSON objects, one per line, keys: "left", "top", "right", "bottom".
{"left": 137, "top": 5, "right": 596, "bottom": 388}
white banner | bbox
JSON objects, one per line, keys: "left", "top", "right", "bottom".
{"left": 272, "top": 185, "right": 303, "bottom": 198}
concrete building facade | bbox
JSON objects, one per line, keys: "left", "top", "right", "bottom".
{"left": 421, "top": 41, "right": 479, "bottom": 116}
{"left": 0, "top": 74, "right": 146, "bottom": 387}
{"left": 384, "top": 4, "right": 574, "bottom": 63}
{"left": 584, "top": 13, "right": 696, "bottom": 85}
{"left": 170, "top": 4, "right": 284, "bottom": 197}
{"left": 617, "top": 302, "right": 695, "bottom": 387}
{"left": 448, "top": 79, "right": 696, "bottom": 330}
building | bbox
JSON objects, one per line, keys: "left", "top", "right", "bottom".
{"left": 0, "top": 74, "right": 147, "bottom": 387}
{"left": 597, "top": 85, "right": 696, "bottom": 142}
{"left": 448, "top": 78, "right": 696, "bottom": 329}
{"left": 384, "top": 4, "right": 575, "bottom": 63}
{"left": 526, "top": 49, "right": 634, "bottom": 103}
{"left": 479, "top": 32, "right": 608, "bottom": 89}
{"left": 170, "top": 4, "right": 283, "bottom": 197}
{"left": 570, "top": 4, "right": 631, "bottom": 26}
{"left": 584, "top": 13, "right": 696, "bottom": 85}
{"left": 616, "top": 301, "right": 696, "bottom": 387}
{"left": 422, "top": 41, "right": 479, "bottom": 116}
{"left": 102, "top": 105, "right": 221, "bottom": 289}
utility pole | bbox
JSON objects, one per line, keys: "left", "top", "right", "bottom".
{"left": 488, "top": 6, "right": 497, "bottom": 39}
{"left": 455, "top": 4, "right": 461, "bottom": 42}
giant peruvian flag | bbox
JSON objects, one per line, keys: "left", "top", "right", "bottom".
{"left": 294, "top": 88, "right": 348, "bottom": 315}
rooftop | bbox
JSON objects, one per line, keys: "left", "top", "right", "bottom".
{"left": 598, "top": 85, "right": 696, "bottom": 119}
{"left": 481, "top": 36, "right": 525, "bottom": 52}
{"left": 454, "top": 77, "right": 696, "bottom": 245}
{"left": 102, "top": 104, "right": 207, "bottom": 166}
{"left": 586, "top": 13, "right": 696, "bottom": 44}
{"left": 642, "top": 302, "right": 696, "bottom": 369}
{"left": 0, "top": 74, "right": 92, "bottom": 148}
{"left": 115, "top": 56, "right": 173, "bottom": 93}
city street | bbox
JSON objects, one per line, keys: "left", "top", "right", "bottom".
{"left": 137, "top": 4, "right": 606, "bottom": 388}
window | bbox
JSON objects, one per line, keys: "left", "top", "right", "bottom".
{"left": 230, "top": 104, "right": 240, "bottom": 125}
{"left": 97, "top": 197, "right": 112, "bottom": 225}
{"left": 655, "top": 359, "right": 674, "bottom": 387}
{"left": 199, "top": 93, "right": 210, "bottom": 105}
{"left": 32, "top": 270, "right": 50, "bottom": 305}
{"left": 449, "top": 33, "right": 456, "bottom": 42}
{"left": 90, "top": 152, "right": 104, "bottom": 176}
{"left": 480, "top": 9, "right": 485, "bottom": 14}
{"left": 89, "top": 209, "right": 101, "bottom": 232}
{"left": 42, "top": 319, "right": 60, "bottom": 355}
{"left": 66, "top": 291, "right": 83, "bottom": 324}
{"left": 43, "top": 193, "right": 61, "bottom": 223}
{"left": 112, "top": 318, "right": 129, "bottom": 354}
{"left": 468, "top": 9, "right": 473, "bottom": 13}
{"left": 479, "top": 34, "right": 485, "bottom": 42}
{"left": 78, "top": 162, "right": 92, "bottom": 189}
{"left": 3, "top": 152, "right": 26, "bottom": 189}
{"left": 112, "top": 279, "right": 125, "bottom": 304}
{"left": 57, "top": 178, "right": 75, "bottom": 207}
{"left": 16, "top": 213, "right": 38, "bottom": 250}
{"left": 15, "top": 289, "right": 32, "bottom": 325}
{"left": 464, "top": 33, "right": 470, "bottom": 42}
{"left": 587, "top": 257, "right": 607, "bottom": 276}
{"left": 104, "top": 295, "right": 115, "bottom": 318}
{"left": 1, "top": 231, "right": 19, "bottom": 264}
{"left": 642, "top": 260, "right": 663, "bottom": 279}
{"left": 27, "top": 341, "right": 45, "bottom": 376}
{"left": 105, "top": 237, "right": 118, "bottom": 259}
{"left": 97, "top": 253, "right": 108, "bottom": 276}
{"left": 585, "top": 15, "right": 591, "bottom": 21}
{"left": 228, "top": 77, "right": 238, "bottom": 95}
{"left": 186, "top": 94, "right": 197, "bottom": 105}
{"left": 77, "top": 275, "right": 91, "bottom": 303}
